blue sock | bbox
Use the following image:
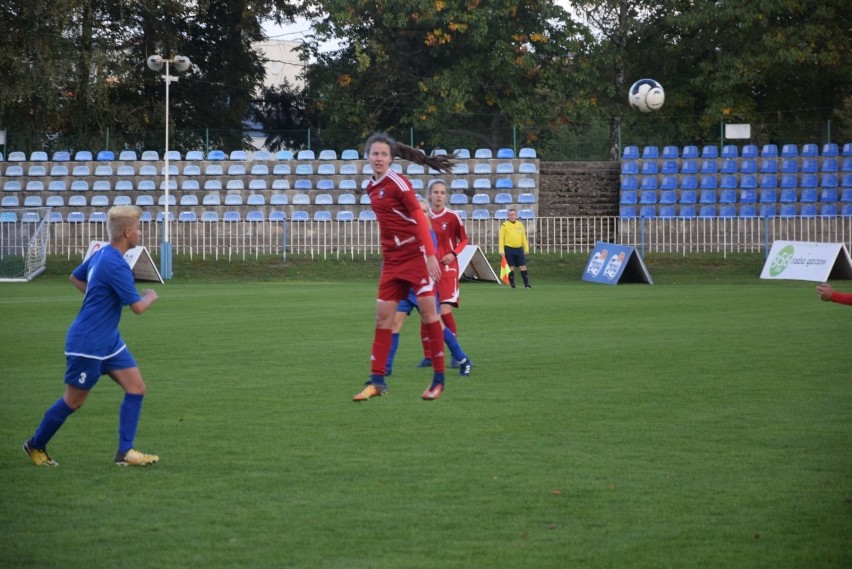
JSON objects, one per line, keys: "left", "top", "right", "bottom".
{"left": 386, "top": 333, "right": 400, "bottom": 371}
{"left": 443, "top": 328, "right": 467, "bottom": 363}
{"left": 433, "top": 371, "right": 445, "bottom": 386}
{"left": 118, "top": 394, "right": 144, "bottom": 453}
{"left": 32, "top": 398, "right": 75, "bottom": 449}
{"left": 369, "top": 374, "right": 387, "bottom": 387}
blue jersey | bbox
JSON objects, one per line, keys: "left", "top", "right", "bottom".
{"left": 65, "top": 246, "right": 141, "bottom": 359}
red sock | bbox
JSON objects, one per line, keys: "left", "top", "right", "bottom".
{"left": 441, "top": 312, "right": 457, "bottom": 336}
{"left": 371, "top": 328, "right": 393, "bottom": 376}
{"left": 425, "top": 320, "right": 445, "bottom": 373}
{"left": 420, "top": 322, "right": 431, "bottom": 358}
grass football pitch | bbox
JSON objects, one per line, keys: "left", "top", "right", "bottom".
{"left": 1, "top": 253, "right": 850, "bottom": 569}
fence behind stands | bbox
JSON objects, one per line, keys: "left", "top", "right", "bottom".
{"left": 21, "top": 216, "right": 852, "bottom": 260}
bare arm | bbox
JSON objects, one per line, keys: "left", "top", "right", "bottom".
{"left": 70, "top": 274, "right": 87, "bottom": 294}
{"left": 130, "top": 289, "right": 159, "bottom": 314}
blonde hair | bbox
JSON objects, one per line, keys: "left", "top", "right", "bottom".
{"left": 107, "top": 205, "right": 142, "bottom": 240}
{"left": 365, "top": 132, "right": 455, "bottom": 174}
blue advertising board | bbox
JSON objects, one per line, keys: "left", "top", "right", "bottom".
{"left": 582, "top": 242, "right": 653, "bottom": 285}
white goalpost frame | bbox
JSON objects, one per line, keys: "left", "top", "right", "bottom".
{"left": 0, "top": 208, "right": 52, "bottom": 282}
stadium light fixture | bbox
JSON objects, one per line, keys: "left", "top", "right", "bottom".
{"left": 147, "top": 54, "right": 191, "bottom": 280}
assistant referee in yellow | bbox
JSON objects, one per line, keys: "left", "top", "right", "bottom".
{"left": 498, "top": 208, "right": 531, "bottom": 288}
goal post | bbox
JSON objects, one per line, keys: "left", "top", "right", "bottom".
{"left": 0, "top": 208, "right": 52, "bottom": 282}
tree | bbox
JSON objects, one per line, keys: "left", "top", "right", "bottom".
{"left": 299, "top": 0, "right": 594, "bottom": 152}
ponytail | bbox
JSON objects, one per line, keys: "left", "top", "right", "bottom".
{"left": 365, "top": 132, "right": 456, "bottom": 174}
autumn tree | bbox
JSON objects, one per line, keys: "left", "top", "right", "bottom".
{"left": 299, "top": 0, "right": 593, "bottom": 152}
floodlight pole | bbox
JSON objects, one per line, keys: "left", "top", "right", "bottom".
{"left": 148, "top": 54, "right": 190, "bottom": 280}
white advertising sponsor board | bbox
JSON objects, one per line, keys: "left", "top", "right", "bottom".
{"left": 84, "top": 241, "right": 164, "bottom": 283}
{"left": 760, "top": 241, "right": 852, "bottom": 282}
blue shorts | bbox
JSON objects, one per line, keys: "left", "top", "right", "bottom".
{"left": 64, "top": 348, "right": 138, "bottom": 390}
{"left": 504, "top": 246, "right": 527, "bottom": 268}
{"left": 397, "top": 289, "right": 440, "bottom": 314}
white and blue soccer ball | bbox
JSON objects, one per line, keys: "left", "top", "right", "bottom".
{"left": 628, "top": 79, "right": 665, "bottom": 113}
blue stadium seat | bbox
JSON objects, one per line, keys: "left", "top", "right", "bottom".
{"left": 740, "top": 174, "right": 757, "bottom": 190}
{"left": 821, "top": 173, "right": 838, "bottom": 190}
{"left": 660, "top": 160, "right": 678, "bottom": 175}
{"left": 223, "top": 211, "right": 241, "bottom": 222}
{"left": 698, "top": 205, "right": 715, "bottom": 218}
{"left": 759, "top": 189, "right": 777, "bottom": 203}
{"left": 358, "top": 210, "right": 377, "bottom": 221}
{"left": 207, "top": 150, "right": 226, "bottom": 160}
{"left": 681, "top": 145, "right": 699, "bottom": 159}
{"left": 701, "top": 145, "right": 718, "bottom": 159}
{"left": 185, "top": 150, "right": 203, "bottom": 161}
{"left": 318, "top": 149, "right": 337, "bottom": 160}
{"left": 719, "top": 189, "right": 737, "bottom": 204}
{"left": 679, "top": 189, "right": 697, "bottom": 204}
{"left": 341, "top": 149, "right": 359, "bottom": 160}
{"left": 822, "top": 143, "right": 839, "bottom": 157}
{"left": 760, "top": 144, "right": 778, "bottom": 157}
{"left": 74, "top": 150, "right": 93, "bottom": 161}
{"left": 779, "top": 204, "right": 797, "bottom": 217}
{"left": 760, "top": 158, "right": 778, "bottom": 173}
{"left": 661, "top": 145, "right": 679, "bottom": 159}
{"left": 336, "top": 211, "right": 355, "bottom": 222}
{"left": 642, "top": 146, "right": 659, "bottom": 159}
{"left": 800, "top": 187, "right": 818, "bottom": 203}
{"left": 494, "top": 193, "right": 513, "bottom": 205}
{"left": 620, "top": 190, "right": 639, "bottom": 205}
{"left": 739, "top": 205, "right": 757, "bottom": 217}
{"left": 800, "top": 204, "right": 817, "bottom": 217}
{"left": 842, "top": 204, "right": 852, "bottom": 217}
{"left": 740, "top": 145, "right": 758, "bottom": 159}
{"left": 518, "top": 147, "right": 536, "bottom": 159}
{"left": 268, "top": 210, "right": 286, "bottom": 222}
{"left": 739, "top": 188, "right": 757, "bottom": 204}
{"left": 780, "top": 144, "right": 798, "bottom": 158}
{"left": 52, "top": 151, "right": 70, "bottom": 161}
{"left": 178, "top": 211, "right": 197, "bottom": 222}
{"left": 740, "top": 159, "right": 757, "bottom": 174}
{"left": 201, "top": 211, "right": 219, "bottom": 222}
{"left": 246, "top": 210, "right": 265, "bottom": 222}
{"left": 760, "top": 174, "right": 778, "bottom": 189}
{"left": 843, "top": 143, "right": 852, "bottom": 157}
{"left": 718, "top": 205, "right": 737, "bottom": 218}
{"left": 660, "top": 176, "right": 678, "bottom": 191}
{"left": 801, "top": 143, "right": 818, "bottom": 157}
{"left": 313, "top": 211, "right": 332, "bottom": 222}
{"left": 721, "top": 145, "right": 738, "bottom": 159}
{"left": 640, "top": 190, "right": 657, "bottom": 205}
{"left": 800, "top": 158, "right": 818, "bottom": 173}
{"left": 759, "top": 204, "right": 776, "bottom": 218}
{"left": 640, "top": 161, "right": 658, "bottom": 175}
{"left": 639, "top": 205, "right": 656, "bottom": 218}
{"left": 471, "top": 209, "right": 490, "bottom": 220}
{"left": 496, "top": 148, "right": 515, "bottom": 159}
{"left": 700, "top": 159, "right": 717, "bottom": 174}
{"left": 474, "top": 148, "right": 493, "bottom": 159}
{"left": 699, "top": 189, "right": 717, "bottom": 204}
{"left": 619, "top": 205, "right": 636, "bottom": 218}
{"left": 841, "top": 159, "right": 852, "bottom": 173}
{"left": 720, "top": 159, "right": 738, "bottom": 174}
{"left": 659, "top": 189, "right": 677, "bottom": 205}
{"left": 621, "top": 161, "right": 639, "bottom": 175}
{"left": 822, "top": 158, "right": 839, "bottom": 172}
{"left": 820, "top": 188, "right": 838, "bottom": 203}
{"left": 251, "top": 150, "right": 270, "bottom": 160}
{"left": 820, "top": 204, "right": 838, "bottom": 217}
{"left": 270, "top": 194, "right": 288, "bottom": 206}
{"left": 841, "top": 188, "right": 852, "bottom": 203}
{"left": 640, "top": 176, "right": 657, "bottom": 191}
{"left": 681, "top": 160, "right": 698, "bottom": 174}
{"left": 699, "top": 175, "right": 717, "bottom": 190}
{"left": 679, "top": 205, "right": 696, "bottom": 218}
{"left": 621, "top": 176, "right": 638, "bottom": 191}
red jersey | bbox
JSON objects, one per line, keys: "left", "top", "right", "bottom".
{"left": 831, "top": 291, "right": 852, "bottom": 306}
{"left": 429, "top": 207, "right": 469, "bottom": 260}
{"left": 367, "top": 170, "right": 436, "bottom": 261}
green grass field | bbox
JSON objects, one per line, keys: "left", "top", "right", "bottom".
{"left": 1, "top": 253, "right": 850, "bottom": 569}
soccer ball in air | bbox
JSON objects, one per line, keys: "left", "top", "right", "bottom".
{"left": 628, "top": 79, "right": 665, "bottom": 113}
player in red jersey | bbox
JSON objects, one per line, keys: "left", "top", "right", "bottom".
{"left": 353, "top": 133, "right": 455, "bottom": 402}
{"left": 427, "top": 180, "right": 469, "bottom": 367}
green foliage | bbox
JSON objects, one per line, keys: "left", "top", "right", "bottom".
{"left": 1, "top": 257, "right": 851, "bottom": 568}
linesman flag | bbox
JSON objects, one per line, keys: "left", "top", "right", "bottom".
{"left": 499, "top": 256, "right": 511, "bottom": 285}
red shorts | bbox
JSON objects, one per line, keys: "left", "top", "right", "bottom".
{"left": 378, "top": 253, "right": 435, "bottom": 302}
{"left": 435, "top": 264, "right": 460, "bottom": 305}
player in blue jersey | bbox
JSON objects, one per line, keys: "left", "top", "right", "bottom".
{"left": 385, "top": 289, "right": 473, "bottom": 377}
{"left": 23, "top": 205, "right": 160, "bottom": 467}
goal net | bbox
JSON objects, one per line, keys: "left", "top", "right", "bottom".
{"left": 0, "top": 208, "right": 51, "bottom": 282}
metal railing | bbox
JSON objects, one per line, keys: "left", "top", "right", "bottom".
{"left": 31, "top": 216, "right": 852, "bottom": 260}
